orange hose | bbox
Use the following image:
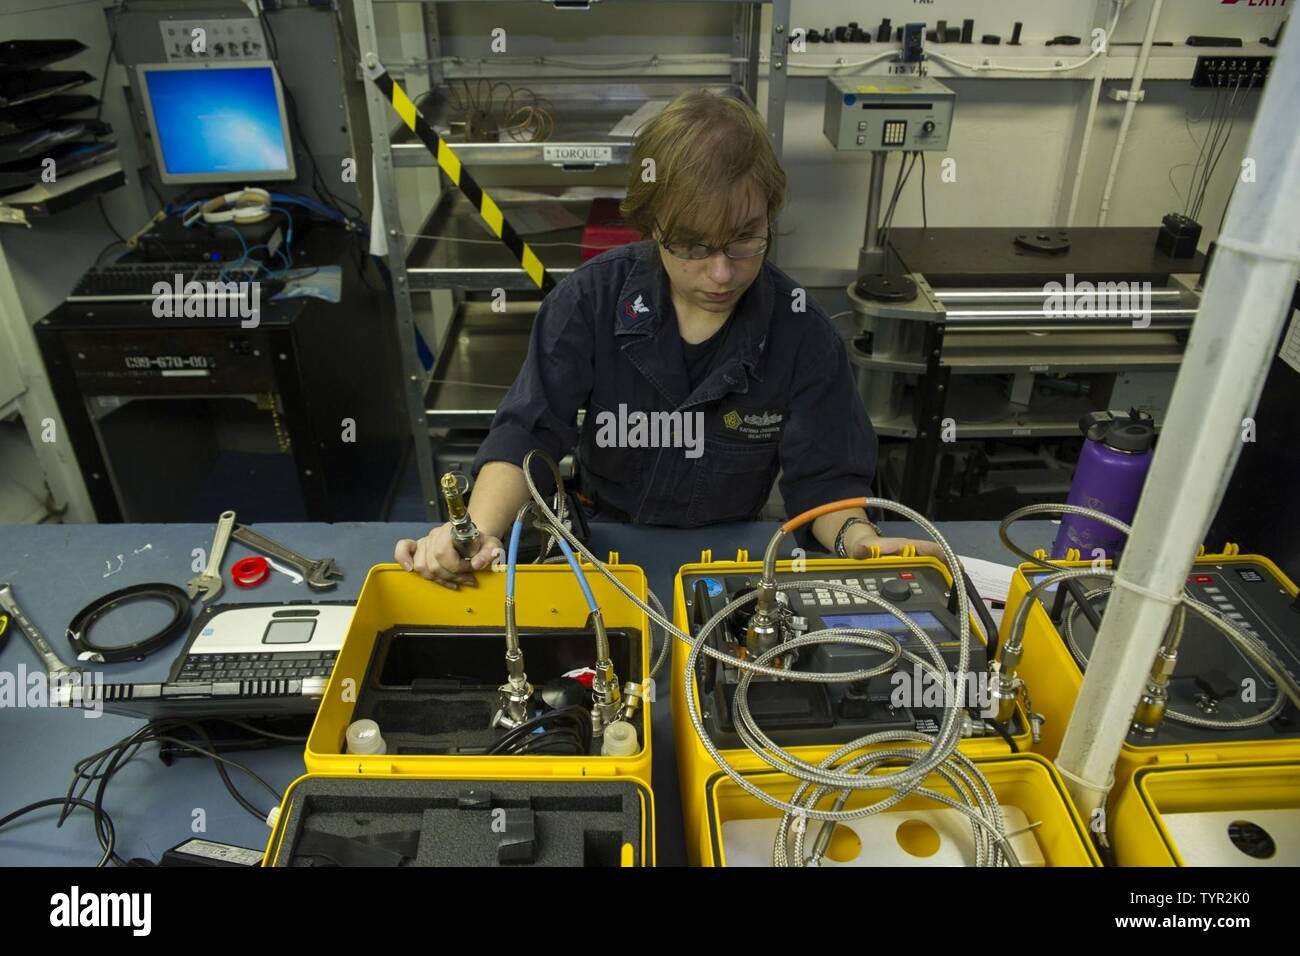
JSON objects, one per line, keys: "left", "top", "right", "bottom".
{"left": 780, "top": 498, "right": 869, "bottom": 533}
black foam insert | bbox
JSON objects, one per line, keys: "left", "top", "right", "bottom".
{"left": 272, "top": 778, "right": 647, "bottom": 867}
{"left": 370, "top": 698, "right": 492, "bottom": 738}
{"left": 350, "top": 626, "right": 645, "bottom": 755}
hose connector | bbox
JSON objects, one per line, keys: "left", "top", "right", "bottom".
{"left": 988, "top": 660, "right": 1022, "bottom": 725}
{"left": 745, "top": 576, "right": 785, "bottom": 656}
{"left": 745, "top": 610, "right": 783, "bottom": 658}
{"left": 494, "top": 673, "right": 533, "bottom": 729}
{"left": 440, "top": 471, "right": 480, "bottom": 558}
{"left": 620, "top": 679, "right": 647, "bottom": 722}
{"left": 1132, "top": 606, "right": 1183, "bottom": 736}
{"left": 493, "top": 597, "right": 533, "bottom": 729}
{"left": 1132, "top": 648, "right": 1177, "bottom": 734}
{"left": 589, "top": 610, "right": 622, "bottom": 735}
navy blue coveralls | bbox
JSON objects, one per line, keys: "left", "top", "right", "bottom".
{"left": 471, "top": 239, "right": 878, "bottom": 547}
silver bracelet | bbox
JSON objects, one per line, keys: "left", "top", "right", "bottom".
{"left": 834, "top": 516, "right": 881, "bottom": 557}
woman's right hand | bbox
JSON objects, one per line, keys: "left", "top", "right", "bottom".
{"left": 393, "top": 525, "right": 505, "bottom": 590}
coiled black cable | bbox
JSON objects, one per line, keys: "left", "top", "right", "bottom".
{"left": 66, "top": 582, "right": 192, "bottom": 664}
{"left": 485, "top": 706, "right": 593, "bottom": 756}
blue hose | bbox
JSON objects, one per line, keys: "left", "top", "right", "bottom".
{"left": 556, "top": 535, "right": 599, "bottom": 614}
{"left": 506, "top": 518, "right": 524, "bottom": 600}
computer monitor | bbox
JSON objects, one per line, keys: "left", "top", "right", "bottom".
{"left": 139, "top": 61, "right": 296, "bottom": 185}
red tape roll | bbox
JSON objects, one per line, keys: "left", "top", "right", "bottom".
{"left": 231, "top": 556, "right": 270, "bottom": 588}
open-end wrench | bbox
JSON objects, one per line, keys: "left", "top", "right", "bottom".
{"left": 229, "top": 525, "right": 343, "bottom": 591}
{"left": 187, "top": 510, "right": 236, "bottom": 603}
{"left": 0, "top": 582, "right": 81, "bottom": 679}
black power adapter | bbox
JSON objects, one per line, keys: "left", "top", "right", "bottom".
{"left": 1157, "top": 212, "right": 1202, "bottom": 258}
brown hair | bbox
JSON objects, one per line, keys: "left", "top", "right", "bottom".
{"left": 620, "top": 90, "right": 786, "bottom": 247}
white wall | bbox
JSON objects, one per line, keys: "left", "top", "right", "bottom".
{"left": 767, "top": 0, "right": 1281, "bottom": 274}
{"left": 1074, "top": 75, "right": 1259, "bottom": 236}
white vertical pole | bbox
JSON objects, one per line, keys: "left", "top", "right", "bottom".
{"left": 1056, "top": 21, "right": 1300, "bottom": 821}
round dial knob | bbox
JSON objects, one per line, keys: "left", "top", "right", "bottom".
{"left": 882, "top": 578, "right": 911, "bottom": 602}
{"left": 921, "top": 120, "right": 936, "bottom": 135}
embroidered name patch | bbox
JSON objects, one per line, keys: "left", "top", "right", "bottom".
{"left": 720, "top": 407, "right": 785, "bottom": 441}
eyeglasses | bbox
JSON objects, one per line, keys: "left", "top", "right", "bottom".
{"left": 657, "top": 223, "right": 770, "bottom": 261}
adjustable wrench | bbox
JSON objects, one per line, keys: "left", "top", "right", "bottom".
{"left": 229, "top": 525, "right": 342, "bottom": 591}
{"left": 187, "top": 510, "right": 236, "bottom": 603}
{"left": 0, "top": 582, "right": 81, "bottom": 679}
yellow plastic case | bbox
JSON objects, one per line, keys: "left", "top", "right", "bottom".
{"left": 1112, "top": 760, "right": 1300, "bottom": 867}
{"left": 307, "top": 560, "right": 652, "bottom": 781}
{"left": 264, "top": 770, "right": 655, "bottom": 867}
{"left": 999, "top": 552, "right": 1299, "bottom": 791}
{"left": 672, "top": 552, "right": 1032, "bottom": 864}
{"left": 700, "top": 753, "right": 1099, "bottom": 867}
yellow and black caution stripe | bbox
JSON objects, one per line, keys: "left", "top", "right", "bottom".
{"left": 364, "top": 61, "right": 555, "bottom": 293}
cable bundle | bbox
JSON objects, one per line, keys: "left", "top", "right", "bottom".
{"left": 446, "top": 79, "right": 555, "bottom": 143}
{"left": 0, "top": 718, "right": 287, "bottom": 867}
{"left": 1177, "top": 75, "right": 1256, "bottom": 230}
{"left": 486, "top": 706, "right": 593, "bottom": 756}
{"left": 517, "top": 449, "right": 1017, "bottom": 867}
{"left": 878, "top": 150, "right": 926, "bottom": 253}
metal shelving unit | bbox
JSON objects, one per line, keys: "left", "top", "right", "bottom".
{"left": 847, "top": 263, "right": 1203, "bottom": 511}
{"left": 405, "top": 191, "right": 590, "bottom": 291}
{"left": 390, "top": 78, "right": 750, "bottom": 168}
{"left": 424, "top": 300, "right": 532, "bottom": 431}
{"left": 351, "top": 0, "right": 790, "bottom": 519}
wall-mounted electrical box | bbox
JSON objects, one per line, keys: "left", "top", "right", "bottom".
{"left": 823, "top": 75, "right": 955, "bottom": 152}
{"left": 1190, "top": 55, "right": 1271, "bottom": 89}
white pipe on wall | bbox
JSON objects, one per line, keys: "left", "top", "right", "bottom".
{"left": 1065, "top": 74, "right": 1104, "bottom": 226}
{"left": 1097, "top": 0, "right": 1164, "bottom": 226}
{"left": 1056, "top": 16, "right": 1300, "bottom": 823}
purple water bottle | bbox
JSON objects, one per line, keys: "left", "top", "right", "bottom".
{"left": 1051, "top": 410, "right": 1155, "bottom": 561}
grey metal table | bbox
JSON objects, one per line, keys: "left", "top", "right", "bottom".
{"left": 0, "top": 519, "right": 1054, "bottom": 867}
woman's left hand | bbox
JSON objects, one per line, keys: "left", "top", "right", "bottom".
{"left": 843, "top": 524, "right": 944, "bottom": 559}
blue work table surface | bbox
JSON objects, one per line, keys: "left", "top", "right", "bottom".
{"left": 0, "top": 519, "right": 1054, "bottom": 867}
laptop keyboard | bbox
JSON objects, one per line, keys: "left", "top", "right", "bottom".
{"left": 179, "top": 650, "right": 338, "bottom": 682}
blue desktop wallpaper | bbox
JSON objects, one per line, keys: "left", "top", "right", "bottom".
{"left": 145, "top": 66, "right": 291, "bottom": 177}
